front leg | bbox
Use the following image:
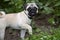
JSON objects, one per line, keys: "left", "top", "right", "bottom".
{"left": 20, "top": 24, "right": 32, "bottom": 35}
{"left": 19, "top": 24, "right": 32, "bottom": 40}
{"left": 20, "top": 29, "right": 26, "bottom": 40}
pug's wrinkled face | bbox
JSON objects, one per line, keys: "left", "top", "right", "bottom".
{"left": 25, "top": 3, "right": 38, "bottom": 18}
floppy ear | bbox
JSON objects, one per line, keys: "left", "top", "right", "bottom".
{"left": 23, "top": 3, "right": 27, "bottom": 10}
{"left": 35, "top": 3, "right": 39, "bottom": 9}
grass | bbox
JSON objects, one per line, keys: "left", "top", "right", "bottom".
{"left": 25, "top": 25, "right": 60, "bottom": 40}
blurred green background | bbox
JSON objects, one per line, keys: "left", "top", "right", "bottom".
{"left": 0, "top": 0, "right": 60, "bottom": 40}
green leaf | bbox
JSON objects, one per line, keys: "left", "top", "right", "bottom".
{"left": 43, "top": 6, "right": 54, "bottom": 14}
{"left": 4, "top": 0, "right": 10, "bottom": 1}
{"left": 26, "top": 0, "right": 31, "bottom": 3}
{"left": 54, "top": 1, "right": 60, "bottom": 6}
{"left": 48, "top": 18, "right": 55, "bottom": 24}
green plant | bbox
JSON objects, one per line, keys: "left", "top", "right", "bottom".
{"left": 25, "top": 27, "right": 60, "bottom": 40}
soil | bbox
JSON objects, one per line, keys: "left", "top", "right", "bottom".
{"left": 5, "top": 28, "right": 20, "bottom": 40}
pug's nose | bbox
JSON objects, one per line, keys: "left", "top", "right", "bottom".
{"left": 32, "top": 13, "right": 35, "bottom": 16}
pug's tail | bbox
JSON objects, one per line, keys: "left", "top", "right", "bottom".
{"left": 0, "top": 11, "right": 6, "bottom": 18}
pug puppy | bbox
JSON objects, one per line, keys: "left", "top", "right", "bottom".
{"left": 0, "top": 3, "right": 38, "bottom": 40}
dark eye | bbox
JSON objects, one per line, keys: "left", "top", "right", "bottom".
{"left": 34, "top": 7, "right": 37, "bottom": 10}
{"left": 27, "top": 7, "right": 31, "bottom": 11}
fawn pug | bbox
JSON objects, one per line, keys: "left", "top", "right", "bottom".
{"left": 0, "top": 3, "right": 38, "bottom": 40}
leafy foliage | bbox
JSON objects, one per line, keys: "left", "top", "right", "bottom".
{"left": 0, "top": 0, "right": 24, "bottom": 13}
{"left": 25, "top": 27, "right": 60, "bottom": 40}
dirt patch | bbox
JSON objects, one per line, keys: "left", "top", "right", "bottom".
{"left": 5, "top": 27, "right": 20, "bottom": 40}
{"left": 34, "top": 14, "right": 52, "bottom": 26}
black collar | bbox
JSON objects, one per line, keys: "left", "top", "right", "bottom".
{"left": 28, "top": 16, "right": 32, "bottom": 19}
